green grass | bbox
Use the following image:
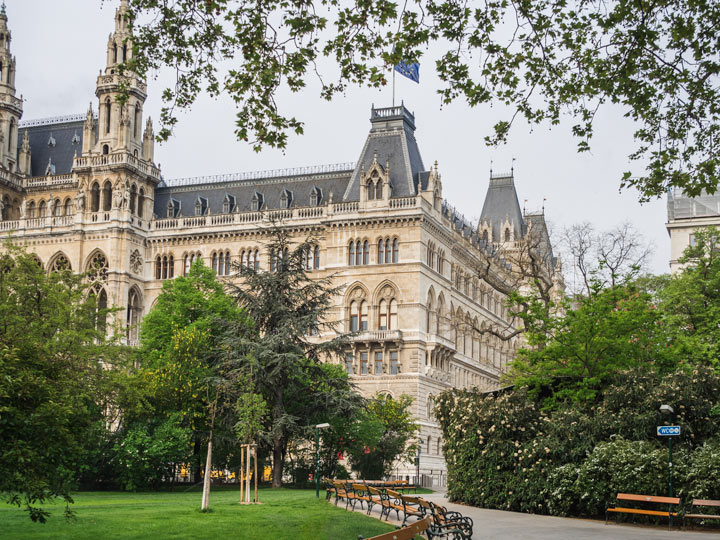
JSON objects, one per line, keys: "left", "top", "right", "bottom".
{"left": 1, "top": 488, "right": 401, "bottom": 539}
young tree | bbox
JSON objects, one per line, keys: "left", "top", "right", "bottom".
{"left": 657, "top": 227, "right": 720, "bottom": 367}
{"left": 0, "top": 242, "right": 122, "bottom": 521}
{"left": 220, "top": 225, "right": 351, "bottom": 487}
{"left": 126, "top": 0, "right": 720, "bottom": 199}
{"left": 132, "top": 258, "right": 250, "bottom": 481}
{"left": 346, "top": 394, "right": 419, "bottom": 480}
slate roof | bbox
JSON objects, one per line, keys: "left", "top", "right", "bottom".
{"left": 343, "top": 105, "right": 428, "bottom": 200}
{"left": 18, "top": 115, "right": 87, "bottom": 177}
{"left": 154, "top": 172, "right": 351, "bottom": 218}
{"left": 480, "top": 173, "right": 526, "bottom": 241}
{"left": 524, "top": 212, "right": 556, "bottom": 268}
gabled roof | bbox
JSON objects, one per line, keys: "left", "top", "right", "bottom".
{"left": 343, "top": 105, "right": 427, "bottom": 200}
{"left": 480, "top": 172, "right": 525, "bottom": 241}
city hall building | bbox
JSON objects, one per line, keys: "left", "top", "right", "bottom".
{"left": 0, "top": 1, "right": 559, "bottom": 486}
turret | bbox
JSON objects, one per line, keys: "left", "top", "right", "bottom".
{"left": 142, "top": 117, "right": 155, "bottom": 163}
{"left": 82, "top": 102, "right": 97, "bottom": 154}
{"left": 0, "top": 2, "right": 23, "bottom": 171}
{"left": 92, "top": 0, "right": 146, "bottom": 157}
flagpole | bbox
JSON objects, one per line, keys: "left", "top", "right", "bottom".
{"left": 392, "top": 67, "right": 396, "bottom": 107}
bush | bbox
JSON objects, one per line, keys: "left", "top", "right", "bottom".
{"left": 112, "top": 415, "right": 191, "bottom": 491}
{"left": 435, "top": 366, "right": 720, "bottom": 518}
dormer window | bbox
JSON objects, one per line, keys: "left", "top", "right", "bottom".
{"left": 167, "top": 199, "right": 180, "bottom": 218}
{"left": 251, "top": 192, "right": 263, "bottom": 211}
{"left": 504, "top": 228, "right": 511, "bottom": 242}
{"left": 47, "top": 133, "right": 56, "bottom": 148}
{"left": 194, "top": 196, "right": 208, "bottom": 216}
{"left": 71, "top": 132, "right": 80, "bottom": 146}
{"left": 280, "top": 189, "right": 292, "bottom": 209}
{"left": 223, "top": 194, "right": 235, "bottom": 214}
{"left": 310, "top": 187, "right": 322, "bottom": 206}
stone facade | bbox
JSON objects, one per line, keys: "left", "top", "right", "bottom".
{"left": 666, "top": 188, "right": 720, "bottom": 272}
{"left": 0, "top": 1, "right": 558, "bottom": 487}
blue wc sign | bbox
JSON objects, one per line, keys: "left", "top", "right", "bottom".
{"left": 657, "top": 425, "right": 681, "bottom": 436}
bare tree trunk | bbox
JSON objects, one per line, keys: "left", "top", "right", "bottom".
{"left": 201, "top": 438, "right": 212, "bottom": 511}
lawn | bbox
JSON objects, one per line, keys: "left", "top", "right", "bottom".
{"left": 0, "top": 487, "right": 403, "bottom": 539}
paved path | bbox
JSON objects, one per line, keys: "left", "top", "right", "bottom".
{"left": 346, "top": 492, "right": 720, "bottom": 539}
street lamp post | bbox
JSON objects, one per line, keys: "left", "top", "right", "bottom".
{"left": 659, "top": 404, "right": 675, "bottom": 497}
{"left": 660, "top": 404, "right": 675, "bottom": 527}
{"left": 315, "top": 423, "right": 330, "bottom": 499}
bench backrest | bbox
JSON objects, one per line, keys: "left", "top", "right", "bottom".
{"left": 386, "top": 489, "right": 401, "bottom": 499}
{"left": 617, "top": 493, "right": 680, "bottom": 505}
{"left": 368, "top": 486, "right": 382, "bottom": 496}
{"left": 693, "top": 499, "right": 720, "bottom": 507}
{"left": 361, "top": 517, "right": 430, "bottom": 540}
{"left": 400, "top": 494, "right": 422, "bottom": 505}
{"left": 353, "top": 483, "right": 369, "bottom": 494}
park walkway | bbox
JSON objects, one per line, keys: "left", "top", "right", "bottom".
{"left": 346, "top": 491, "right": 720, "bottom": 539}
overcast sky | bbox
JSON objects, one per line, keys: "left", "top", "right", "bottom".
{"left": 10, "top": 0, "right": 670, "bottom": 274}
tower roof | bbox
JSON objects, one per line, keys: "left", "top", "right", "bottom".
{"left": 342, "top": 104, "right": 426, "bottom": 200}
{"left": 480, "top": 172, "right": 525, "bottom": 241}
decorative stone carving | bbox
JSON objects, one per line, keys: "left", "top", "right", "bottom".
{"left": 130, "top": 249, "right": 143, "bottom": 274}
{"left": 74, "top": 188, "right": 85, "bottom": 212}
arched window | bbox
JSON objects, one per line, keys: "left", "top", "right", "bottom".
{"left": 389, "top": 299, "right": 398, "bottom": 330}
{"left": 138, "top": 188, "right": 145, "bottom": 218}
{"left": 348, "top": 241, "right": 355, "bottom": 266}
{"left": 63, "top": 198, "right": 72, "bottom": 216}
{"left": 53, "top": 199, "right": 62, "bottom": 216}
{"left": 392, "top": 238, "right": 399, "bottom": 263}
{"left": 90, "top": 285, "right": 108, "bottom": 335}
{"left": 212, "top": 252, "right": 218, "bottom": 273}
{"left": 426, "top": 296, "right": 434, "bottom": 334}
{"left": 162, "top": 256, "right": 169, "bottom": 279}
{"left": 362, "top": 240, "right": 369, "bottom": 265}
{"left": 113, "top": 43, "right": 118, "bottom": 63}
{"left": 27, "top": 201, "right": 35, "bottom": 218}
{"left": 349, "top": 301, "right": 359, "bottom": 332}
{"left": 38, "top": 200, "right": 47, "bottom": 217}
{"left": 375, "top": 180, "right": 382, "bottom": 200}
{"left": 129, "top": 185, "right": 137, "bottom": 214}
{"left": 310, "top": 187, "right": 321, "bottom": 206}
{"left": 378, "top": 299, "right": 387, "bottom": 330}
{"left": 123, "top": 44, "right": 128, "bottom": 62}
{"left": 504, "top": 228, "right": 511, "bottom": 242}
{"left": 8, "top": 118, "right": 14, "bottom": 152}
{"left": 134, "top": 105, "right": 141, "bottom": 139}
{"left": 359, "top": 300, "right": 368, "bottom": 331}
{"left": 313, "top": 245, "right": 320, "bottom": 269}
{"left": 355, "top": 240, "right": 362, "bottom": 266}
{"left": 126, "top": 288, "right": 142, "bottom": 344}
{"left": 225, "top": 252, "right": 231, "bottom": 275}
{"left": 253, "top": 249, "right": 259, "bottom": 270}
{"left": 155, "top": 256, "right": 161, "bottom": 279}
{"left": 86, "top": 252, "right": 108, "bottom": 283}
{"left": 482, "top": 230, "right": 489, "bottom": 243}
{"left": 105, "top": 99, "right": 111, "bottom": 134}
{"left": 384, "top": 238, "right": 391, "bottom": 264}
{"left": 102, "top": 144, "right": 109, "bottom": 155}
{"left": 367, "top": 180, "right": 375, "bottom": 200}
{"left": 90, "top": 183, "right": 100, "bottom": 212}
{"left": 168, "top": 255, "right": 174, "bottom": 278}
{"left": 377, "top": 239, "right": 385, "bottom": 264}
{"left": 102, "top": 181, "right": 112, "bottom": 212}
{"left": 50, "top": 254, "right": 71, "bottom": 273}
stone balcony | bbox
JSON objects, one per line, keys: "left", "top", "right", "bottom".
{"left": 349, "top": 330, "right": 403, "bottom": 344}
{"left": 73, "top": 152, "right": 161, "bottom": 182}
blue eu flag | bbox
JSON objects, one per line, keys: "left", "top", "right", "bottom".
{"left": 394, "top": 61, "right": 420, "bottom": 83}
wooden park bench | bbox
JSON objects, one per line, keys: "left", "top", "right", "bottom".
{"left": 416, "top": 498, "right": 472, "bottom": 539}
{"left": 373, "top": 487, "right": 404, "bottom": 522}
{"left": 357, "top": 517, "right": 430, "bottom": 540}
{"left": 352, "top": 483, "right": 374, "bottom": 513}
{"left": 606, "top": 493, "right": 680, "bottom": 529}
{"left": 683, "top": 499, "right": 720, "bottom": 529}
{"left": 332, "top": 481, "right": 349, "bottom": 508}
{"left": 394, "top": 492, "right": 426, "bottom": 527}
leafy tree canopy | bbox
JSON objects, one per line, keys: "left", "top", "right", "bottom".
{"left": 126, "top": 0, "right": 720, "bottom": 200}
{"left": 0, "top": 242, "right": 125, "bottom": 521}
